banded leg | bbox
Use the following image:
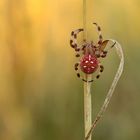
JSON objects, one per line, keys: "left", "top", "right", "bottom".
{"left": 82, "top": 63, "right": 104, "bottom": 82}
{"left": 75, "top": 46, "right": 82, "bottom": 58}
{"left": 84, "top": 63, "right": 104, "bottom": 82}
{"left": 93, "top": 23, "right": 103, "bottom": 45}
{"left": 74, "top": 62, "right": 104, "bottom": 83}
{"left": 94, "top": 64, "right": 104, "bottom": 80}
{"left": 70, "top": 28, "right": 84, "bottom": 50}
{"left": 74, "top": 62, "right": 93, "bottom": 82}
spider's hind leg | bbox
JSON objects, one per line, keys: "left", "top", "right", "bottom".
{"left": 84, "top": 63, "right": 104, "bottom": 82}
{"left": 74, "top": 62, "right": 93, "bottom": 82}
{"left": 74, "top": 62, "right": 104, "bottom": 83}
{"left": 94, "top": 64, "right": 104, "bottom": 80}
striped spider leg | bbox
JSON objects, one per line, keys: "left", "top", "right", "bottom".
{"left": 93, "top": 23, "right": 116, "bottom": 58}
{"left": 75, "top": 61, "right": 104, "bottom": 82}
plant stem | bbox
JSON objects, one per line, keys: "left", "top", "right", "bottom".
{"left": 84, "top": 75, "right": 92, "bottom": 140}
{"left": 83, "top": 0, "right": 87, "bottom": 39}
{"left": 83, "top": 0, "right": 92, "bottom": 140}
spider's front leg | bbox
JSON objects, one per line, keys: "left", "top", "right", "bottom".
{"left": 70, "top": 28, "right": 84, "bottom": 50}
{"left": 75, "top": 43, "right": 87, "bottom": 58}
{"left": 93, "top": 23, "right": 103, "bottom": 45}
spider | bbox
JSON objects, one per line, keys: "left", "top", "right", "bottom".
{"left": 70, "top": 22, "right": 116, "bottom": 82}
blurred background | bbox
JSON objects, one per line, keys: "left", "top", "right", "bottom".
{"left": 0, "top": 0, "right": 139, "bottom": 140}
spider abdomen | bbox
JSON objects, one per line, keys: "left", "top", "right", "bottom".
{"left": 80, "top": 54, "right": 99, "bottom": 74}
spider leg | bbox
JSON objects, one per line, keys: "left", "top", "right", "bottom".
{"left": 93, "top": 23, "right": 103, "bottom": 45}
{"left": 74, "top": 62, "right": 104, "bottom": 83}
{"left": 83, "top": 63, "right": 104, "bottom": 82}
{"left": 75, "top": 48, "right": 81, "bottom": 58}
{"left": 74, "top": 62, "right": 94, "bottom": 82}
{"left": 82, "top": 63, "right": 104, "bottom": 82}
{"left": 70, "top": 29, "right": 84, "bottom": 50}
{"left": 94, "top": 63, "right": 104, "bottom": 80}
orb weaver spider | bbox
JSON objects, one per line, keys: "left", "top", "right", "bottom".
{"left": 70, "top": 23, "right": 116, "bottom": 82}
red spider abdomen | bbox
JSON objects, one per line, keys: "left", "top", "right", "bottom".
{"left": 80, "top": 54, "right": 99, "bottom": 74}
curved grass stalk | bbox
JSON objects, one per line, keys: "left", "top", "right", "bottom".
{"left": 85, "top": 40, "right": 124, "bottom": 140}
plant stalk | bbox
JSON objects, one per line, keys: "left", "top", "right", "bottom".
{"left": 83, "top": 0, "right": 87, "bottom": 39}
{"left": 84, "top": 74, "right": 92, "bottom": 140}
{"left": 83, "top": 0, "right": 92, "bottom": 140}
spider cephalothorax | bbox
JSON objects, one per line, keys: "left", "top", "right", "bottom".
{"left": 70, "top": 23, "right": 116, "bottom": 82}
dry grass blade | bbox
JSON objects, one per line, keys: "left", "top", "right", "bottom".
{"left": 85, "top": 40, "right": 124, "bottom": 140}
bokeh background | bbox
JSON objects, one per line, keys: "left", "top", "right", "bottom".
{"left": 0, "top": 0, "right": 139, "bottom": 140}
